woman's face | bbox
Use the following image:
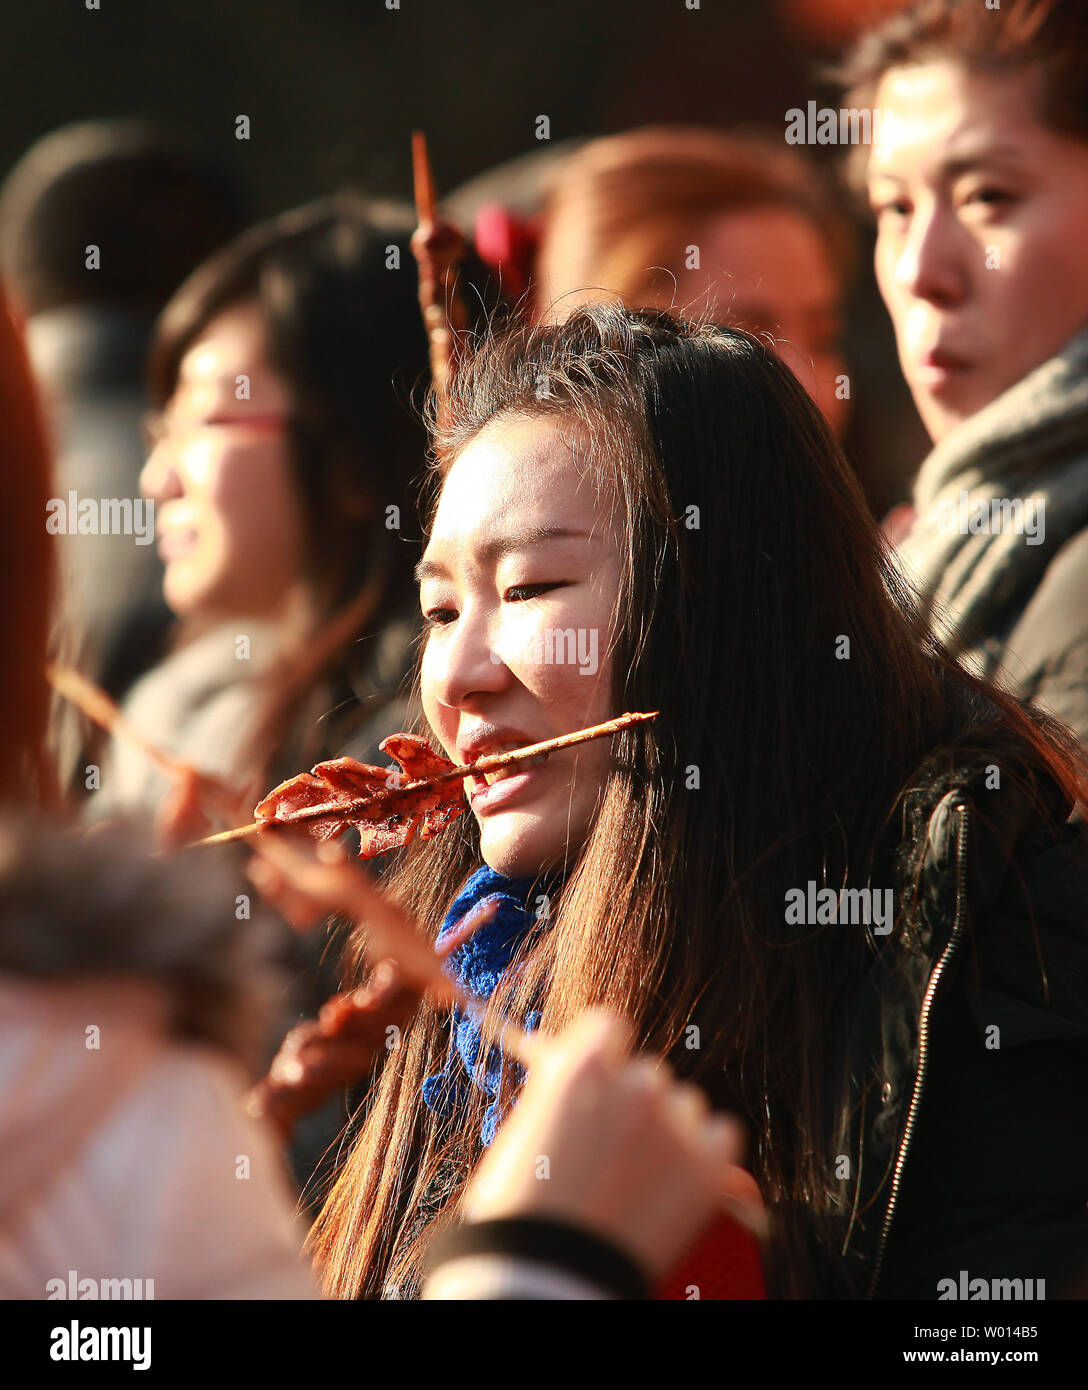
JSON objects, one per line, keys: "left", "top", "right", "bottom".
{"left": 419, "top": 413, "right": 622, "bottom": 879}
{"left": 140, "top": 300, "right": 305, "bottom": 620}
{"left": 869, "top": 61, "right": 1088, "bottom": 443}
{"left": 671, "top": 206, "right": 849, "bottom": 439}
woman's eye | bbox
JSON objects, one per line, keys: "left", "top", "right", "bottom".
{"left": 423, "top": 583, "right": 567, "bottom": 626}
{"left": 505, "top": 582, "right": 566, "bottom": 602}
{"left": 962, "top": 187, "right": 1015, "bottom": 212}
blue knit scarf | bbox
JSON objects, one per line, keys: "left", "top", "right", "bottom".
{"left": 421, "top": 865, "right": 554, "bottom": 1145}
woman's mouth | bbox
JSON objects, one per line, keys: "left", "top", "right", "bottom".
{"left": 467, "top": 751, "right": 550, "bottom": 812}
{"left": 157, "top": 526, "right": 199, "bottom": 562}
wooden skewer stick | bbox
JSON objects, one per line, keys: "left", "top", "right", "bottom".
{"left": 48, "top": 662, "right": 242, "bottom": 826}
{"left": 48, "top": 663, "right": 184, "bottom": 781}
{"left": 411, "top": 130, "right": 469, "bottom": 409}
{"left": 187, "top": 711, "right": 659, "bottom": 849}
{"left": 412, "top": 129, "right": 438, "bottom": 226}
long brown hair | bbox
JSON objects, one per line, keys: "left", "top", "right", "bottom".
{"left": 308, "top": 304, "right": 1084, "bottom": 1298}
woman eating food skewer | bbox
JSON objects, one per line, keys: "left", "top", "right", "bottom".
{"left": 1, "top": 245, "right": 737, "bottom": 1305}
{"left": 301, "top": 303, "right": 1088, "bottom": 1301}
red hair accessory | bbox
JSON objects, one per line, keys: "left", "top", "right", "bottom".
{"left": 473, "top": 203, "right": 539, "bottom": 300}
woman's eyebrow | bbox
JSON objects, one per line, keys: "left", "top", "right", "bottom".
{"left": 939, "top": 145, "right": 1030, "bottom": 180}
{"left": 414, "top": 525, "right": 597, "bottom": 585}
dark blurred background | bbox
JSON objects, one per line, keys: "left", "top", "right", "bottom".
{"left": 7, "top": 0, "right": 927, "bottom": 507}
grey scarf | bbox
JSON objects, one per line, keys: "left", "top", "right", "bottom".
{"left": 898, "top": 324, "right": 1088, "bottom": 677}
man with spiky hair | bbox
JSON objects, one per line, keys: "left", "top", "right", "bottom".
{"left": 842, "top": 0, "right": 1088, "bottom": 745}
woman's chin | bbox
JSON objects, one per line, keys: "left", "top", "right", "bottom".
{"left": 480, "top": 843, "right": 546, "bottom": 881}
{"left": 479, "top": 820, "right": 562, "bottom": 882}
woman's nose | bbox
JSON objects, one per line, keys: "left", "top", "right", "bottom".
{"left": 426, "top": 608, "right": 510, "bottom": 711}
{"left": 139, "top": 440, "right": 182, "bottom": 503}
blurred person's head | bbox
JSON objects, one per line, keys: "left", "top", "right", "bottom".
{"left": 0, "top": 287, "right": 56, "bottom": 805}
{"left": 843, "top": 0, "right": 1088, "bottom": 443}
{"left": 0, "top": 814, "right": 282, "bottom": 1072}
{"left": 0, "top": 119, "right": 246, "bottom": 322}
{"left": 533, "top": 126, "right": 854, "bottom": 437}
{"left": 141, "top": 195, "right": 430, "bottom": 626}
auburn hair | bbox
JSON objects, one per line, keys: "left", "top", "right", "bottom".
{"left": 533, "top": 126, "right": 853, "bottom": 322}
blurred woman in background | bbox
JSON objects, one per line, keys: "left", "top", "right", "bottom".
{"left": 532, "top": 125, "right": 854, "bottom": 439}
{"left": 89, "top": 194, "right": 434, "bottom": 838}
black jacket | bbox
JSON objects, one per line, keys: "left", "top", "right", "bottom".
{"left": 801, "top": 740, "right": 1088, "bottom": 1299}
{"left": 427, "top": 733, "right": 1088, "bottom": 1300}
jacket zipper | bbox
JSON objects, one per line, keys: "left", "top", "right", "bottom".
{"left": 866, "top": 802, "right": 970, "bottom": 1299}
